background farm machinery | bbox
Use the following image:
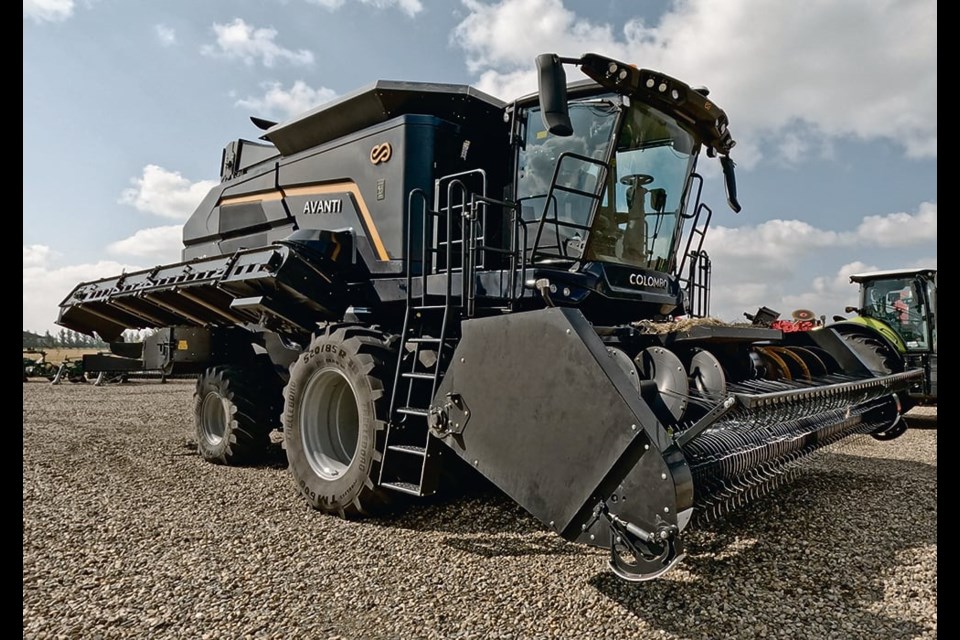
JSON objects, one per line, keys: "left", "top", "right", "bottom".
{"left": 744, "top": 267, "right": 936, "bottom": 407}
{"left": 22, "top": 349, "right": 86, "bottom": 384}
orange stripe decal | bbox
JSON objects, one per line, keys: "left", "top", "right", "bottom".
{"left": 218, "top": 182, "right": 390, "bottom": 260}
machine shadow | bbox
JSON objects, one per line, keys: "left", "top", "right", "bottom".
{"left": 588, "top": 453, "right": 937, "bottom": 639}
{"left": 904, "top": 410, "right": 937, "bottom": 430}
{"left": 370, "top": 474, "right": 550, "bottom": 539}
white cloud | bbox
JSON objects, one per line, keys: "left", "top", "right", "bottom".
{"left": 235, "top": 81, "right": 338, "bottom": 120}
{"left": 855, "top": 201, "right": 937, "bottom": 247}
{"left": 23, "top": 244, "right": 55, "bottom": 269}
{"left": 704, "top": 202, "right": 937, "bottom": 320}
{"left": 23, "top": 0, "right": 74, "bottom": 22}
{"left": 305, "top": 0, "right": 423, "bottom": 17}
{"left": 452, "top": 0, "right": 937, "bottom": 161}
{"left": 23, "top": 245, "right": 142, "bottom": 334}
{"left": 780, "top": 260, "right": 879, "bottom": 321}
{"left": 201, "top": 18, "right": 314, "bottom": 67}
{"left": 107, "top": 225, "right": 183, "bottom": 263}
{"left": 454, "top": 0, "right": 613, "bottom": 74}
{"left": 119, "top": 165, "right": 217, "bottom": 221}
{"left": 155, "top": 24, "right": 177, "bottom": 46}
{"left": 705, "top": 219, "right": 851, "bottom": 273}
{"left": 706, "top": 202, "right": 936, "bottom": 269}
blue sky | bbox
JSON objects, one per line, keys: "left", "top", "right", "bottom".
{"left": 23, "top": 0, "right": 937, "bottom": 333}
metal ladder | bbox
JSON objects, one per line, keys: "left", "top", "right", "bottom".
{"left": 676, "top": 173, "right": 713, "bottom": 318}
{"left": 379, "top": 181, "right": 470, "bottom": 497}
{"left": 530, "top": 151, "right": 609, "bottom": 262}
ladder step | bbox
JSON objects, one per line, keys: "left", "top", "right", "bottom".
{"left": 380, "top": 481, "right": 422, "bottom": 496}
{"left": 406, "top": 337, "right": 442, "bottom": 344}
{"left": 402, "top": 372, "right": 436, "bottom": 380}
{"left": 413, "top": 305, "right": 449, "bottom": 310}
{"left": 386, "top": 444, "right": 427, "bottom": 457}
{"left": 397, "top": 407, "right": 430, "bottom": 417}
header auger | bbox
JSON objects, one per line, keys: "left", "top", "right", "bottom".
{"left": 57, "top": 52, "right": 920, "bottom": 581}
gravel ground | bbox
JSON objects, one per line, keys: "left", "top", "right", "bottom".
{"left": 23, "top": 381, "right": 937, "bottom": 639}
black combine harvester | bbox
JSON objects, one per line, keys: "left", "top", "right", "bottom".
{"left": 58, "top": 53, "right": 920, "bottom": 581}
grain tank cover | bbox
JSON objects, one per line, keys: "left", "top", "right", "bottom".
{"left": 263, "top": 81, "right": 507, "bottom": 156}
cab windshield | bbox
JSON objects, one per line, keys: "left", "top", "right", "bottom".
{"left": 516, "top": 95, "right": 699, "bottom": 272}
{"left": 587, "top": 101, "right": 699, "bottom": 272}
{"left": 862, "top": 278, "right": 930, "bottom": 349}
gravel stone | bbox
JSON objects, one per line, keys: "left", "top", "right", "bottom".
{"left": 23, "top": 381, "right": 937, "bottom": 639}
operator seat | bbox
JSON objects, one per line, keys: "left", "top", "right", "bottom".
{"left": 622, "top": 181, "right": 648, "bottom": 263}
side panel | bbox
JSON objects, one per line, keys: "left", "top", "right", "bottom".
{"left": 278, "top": 115, "right": 447, "bottom": 274}
{"left": 181, "top": 115, "right": 457, "bottom": 274}
{"left": 433, "top": 307, "right": 690, "bottom": 539}
{"left": 183, "top": 169, "right": 295, "bottom": 260}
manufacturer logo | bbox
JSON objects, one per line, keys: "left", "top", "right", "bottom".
{"left": 628, "top": 273, "right": 669, "bottom": 289}
{"left": 302, "top": 199, "right": 343, "bottom": 214}
{"left": 370, "top": 142, "right": 392, "bottom": 165}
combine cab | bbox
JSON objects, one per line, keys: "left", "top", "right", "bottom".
{"left": 57, "top": 53, "right": 921, "bottom": 581}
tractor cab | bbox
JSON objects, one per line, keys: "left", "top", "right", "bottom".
{"left": 838, "top": 267, "right": 937, "bottom": 403}
{"left": 851, "top": 269, "right": 936, "bottom": 352}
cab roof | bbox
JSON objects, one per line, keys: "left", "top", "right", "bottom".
{"left": 849, "top": 268, "right": 937, "bottom": 283}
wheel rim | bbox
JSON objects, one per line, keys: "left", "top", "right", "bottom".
{"left": 200, "top": 391, "right": 230, "bottom": 446}
{"left": 300, "top": 367, "right": 360, "bottom": 480}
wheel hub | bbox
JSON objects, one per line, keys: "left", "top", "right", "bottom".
{"left": 300, "top": 368, "right": 361, "bottom": 480}
{"left": 200, "top": 391, "right": 230, "bottom": 446}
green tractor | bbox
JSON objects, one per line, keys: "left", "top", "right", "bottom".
{"left": 22, "top": 349, "right": 58, "bottom": 382}
{"left": 831, "top": 268, "right": 937, "bottom": 407}
{"left": 22, "top": 350, "right": 88, "bottom": 384}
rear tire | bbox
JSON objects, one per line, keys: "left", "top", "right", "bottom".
{"left": 194, "top": 364, "right": 279, "bottom": 465}
{"left": 282, "top": 325, "right": 394, "bottom": 517}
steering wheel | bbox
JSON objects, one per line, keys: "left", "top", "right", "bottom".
{"left": 620, "top": 173, "right": 654, "bottom": 186}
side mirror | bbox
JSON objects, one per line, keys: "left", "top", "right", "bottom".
{"left": 536, "top": 54, "right": 573, "bottom": 136}
{"left": 844, "top": 306, "right": 858, "bottom": 314}
{"left": 719, "top": 155, "right": 742, "bottom": 213}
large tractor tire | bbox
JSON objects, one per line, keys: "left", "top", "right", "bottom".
{"left": 838, "top": 332, "right": 902, "bottom": 377}
{"left": 282, "top": 324, "right": 395, "bottom": 517}
{"left": 194, "top": 363, "right": 280, "bottom": 465}
{"left": 837, "top": 329, "right": 914, "bottom": 430}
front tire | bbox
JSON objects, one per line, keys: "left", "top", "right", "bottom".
{"left": 282, "top": 325, "right": 395, "bottom": 517}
